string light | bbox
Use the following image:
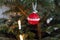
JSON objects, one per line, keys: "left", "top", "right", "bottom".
{"left": 18, "top": 20, "right": 21, "bottom": 29}
{"left": 19, "top": 35, "right": 23, "bottom": 40}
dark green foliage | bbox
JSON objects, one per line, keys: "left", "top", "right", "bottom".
{"left": 0, "top": 0, "right": 60, "bottom": 40}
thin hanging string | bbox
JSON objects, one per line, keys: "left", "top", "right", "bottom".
{"left": 21, "top": 0, "right": 23, "bottom": 2}
{"left": 32, "top": 0, "right": 38, "bottom": 13}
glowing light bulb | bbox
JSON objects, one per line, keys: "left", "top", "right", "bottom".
{"left": 19, "top": 35, "right": 23, "bottom": 40}
{"left": 18, "top": 20, "right": 21, "bottom": 29}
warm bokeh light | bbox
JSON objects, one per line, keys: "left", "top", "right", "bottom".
{"left": 18, "top": 20, "right": 21, "bottom": 29}
{"left": 19, "top": 35, "right": 23, "bottom": 40}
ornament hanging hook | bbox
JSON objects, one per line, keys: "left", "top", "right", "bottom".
{"left": 32, "top": 1, "right": 38, "bottom": 13}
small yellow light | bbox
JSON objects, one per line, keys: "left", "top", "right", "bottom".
{"left": 18, "top": 20, "right": 21, "bottom": 29}
{"left": 19, "top": 35, "right": 23, "bottom": 40}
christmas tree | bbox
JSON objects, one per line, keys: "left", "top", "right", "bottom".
{"left": 0, "top": 0, "right": 60, "bottom": 40}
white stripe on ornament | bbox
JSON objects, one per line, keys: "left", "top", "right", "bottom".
{"left": 27, "top": 17, "right": 40, "bottom": 21}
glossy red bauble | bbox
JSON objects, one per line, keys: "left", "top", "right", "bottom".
{"left": 27, "top": 12, "right": 40, "bottom": 25}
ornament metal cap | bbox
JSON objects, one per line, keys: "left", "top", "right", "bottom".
{"left": 33, "top": 10, "right": 38, "bottom": 13}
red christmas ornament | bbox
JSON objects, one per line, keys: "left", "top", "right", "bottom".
{"left": 27, "top": 12, "right": 40, "bottom": 25}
